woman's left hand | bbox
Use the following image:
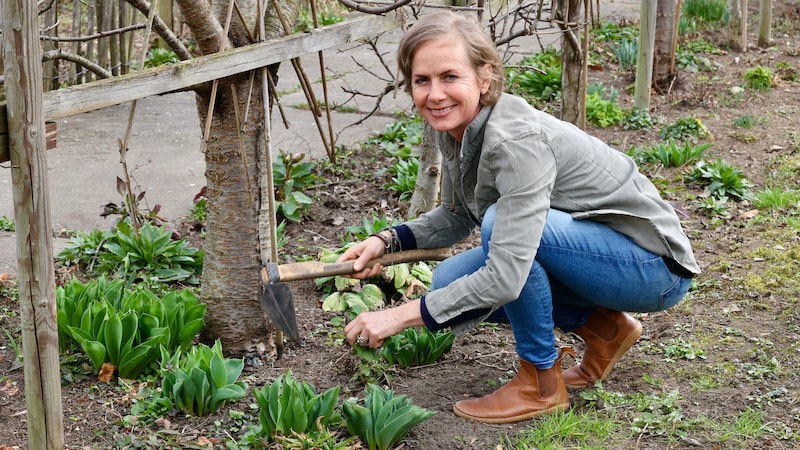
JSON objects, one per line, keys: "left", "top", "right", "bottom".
{"left": 344, "top": 299, "right": 425, "bottom": 348}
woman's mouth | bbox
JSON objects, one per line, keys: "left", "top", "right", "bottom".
{"left": 428, "top": 105, "right": 455, "bottom": 117}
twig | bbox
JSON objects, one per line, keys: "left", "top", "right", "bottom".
{"left": 40, "top": 23, "right": 147, "bottom": 42}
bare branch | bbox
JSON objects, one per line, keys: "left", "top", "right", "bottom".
{"left": 338, "top": 0, "right": 412, "bottom": 15}
{"left": 41, "top": 24, "right": 148, "bottom": 42}
{"left": 41, "top": 49, "right": 113, "bottom": 79}
{"left": 124, "top": 0, "right": 193, "bottom": 60}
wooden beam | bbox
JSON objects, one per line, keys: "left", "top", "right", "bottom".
{"left": 0, "top": 14, "right": 396, "bottom": 126}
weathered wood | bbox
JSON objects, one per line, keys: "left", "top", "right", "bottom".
{"left": 2, "top": 0, "right": 64, "bottom": 447}
{"left": 0, "top": 121, "right": 56, "bottom": 163}
{"left": 0, "top": 14, "right": 396, "bottom": 127}
{"left": 634, "top": 0, "right": 657, "bottom": 110}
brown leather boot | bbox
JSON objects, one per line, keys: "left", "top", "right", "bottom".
{"left": 562, "top": 307, "right": 642, "bottom": 389}
{"left": 453, "top": 347, "right": 574, "bottom": 424}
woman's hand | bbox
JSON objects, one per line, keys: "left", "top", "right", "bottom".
{"left": 344, "top": 299, "right": 425, "bottom": 348}
{"left": 336, "top": 234, "right": 387, "bottom": 279}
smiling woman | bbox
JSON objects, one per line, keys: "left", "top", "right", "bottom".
{"left": 336, "top": 9, "right": 699, "bottom": 425}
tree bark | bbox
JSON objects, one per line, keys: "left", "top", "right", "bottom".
{"left": 653, "top": 0, "right": 678, "bottom": 92}
{"left": 408, "top": 122, "right": 441, "bottom": 219}
{"left": 635, "top": 0, "right": 656, "bottom": 109}
{"left": 556, "top": 0, "right": 585, "bottom": 127}
{"left": 758, "top": 0, "right": 771, "bottom": 48}
{"left": 728, "top": 0, "right": 748, "bottom": 52}
{"left": 172, "top": 0, "right": 302, "bottom": 354}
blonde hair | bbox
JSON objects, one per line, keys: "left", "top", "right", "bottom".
{"left": 396, "top": 11, "right": 504, "bottom": 106}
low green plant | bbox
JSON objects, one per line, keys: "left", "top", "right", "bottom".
{"left": 58, "top": 220, "right": 203, "bottom": 285}
{"left": 159, "top": 340, "right": 247, "bottom": 416}
{"left": 384, "top": 157, "right": 418, "bottom": 201}
{"left": 253, "top": 369, "right": 341, "bottom": 441}
{"left": 732, "top": 114, "right": 765, "bottom": 129}
{"left": 611, "top": 38, "right": 637, "bottom": 71}
{"left": 687, "top": 158, "right": 752, "bottom": 201}
{"left": 2, "top": 327, "right": 23, "bottom": 370}
{"left": 56, "top": 277, "right": 206, "bottom": 378}
{"left": 293, "top": 10, "right": 345, "bottom": 33}
{"left": 694, "top": 195, "right": 731, "bottom": 222}
{"left": 100, "top": 176, "right": 166, "bottom": 228}
{"left": 379, "top": 327, "right": 455, "bottom": 367}
{"left": 682, "top": 0, "right": 728, "bottom": 24}
{"left": 586, "top": 92, "right": 624, "bottom": 128}
{"left": 641, "top": 337, "right": 707, "bottom": 362}
{"left": 744, "top": 66, "right": 775, "bottom": 91}
{"left": 344, "top": 215, "right": 404, "bottom": 242}
{"left": 752, "top": 187, "right": 800, "bottom": 213}
{"left": 0, "top": 216, "right": 14, "bottom": 232}
{"left": 342, "top": 383, "right": 436, "bottom": 450}
{"left": 776, "top": 61, "right": 799, "bottom": 82}
{"left": 636, "top": 141, "right": 712, "bottom": 169}
{"left": 505, "top": 48, "right": 562, "bottom": 103}
{"left": 659, "top": 116, "right": 711, "bottom": 142}
{"left": 144, "top": 47, "right": 179, "bottom": 68}
{"left": 590, "top": 21, "right": 638, "bottom": 42}
{"left": 623, "top": 107, "right": 654, "bottom": 131}
{"left": 368, "top": 115, "right": 423, "bottom": 159}
{"left": 274, "top": 151, "right": 317, "bottom": 222}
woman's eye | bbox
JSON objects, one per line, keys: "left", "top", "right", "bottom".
{"left": 414, "top": 77, "right": 428, "bottom": 86}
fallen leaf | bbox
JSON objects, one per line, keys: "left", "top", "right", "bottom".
{"left": 0, "top": 273, "right": 11, "bottom": 282}
{"left": 740, "top": 209, "right": 759, "bottom": 220}
{"left": 98, "top": 363, "right": 115, "bottom": 383}
{"left": 197, "top": 436, "right": 213, "bottom": 447}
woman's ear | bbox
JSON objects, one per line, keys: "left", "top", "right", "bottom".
{"left": 479, "top": 64, "right": 492, "bottom": 94}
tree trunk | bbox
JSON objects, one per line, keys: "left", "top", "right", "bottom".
{"left": 408, "top": 122, "right": 441, "bottom": 219}
{"left": 729, "top": 0, "right": 748, "bottom": 51}
{"left": 653, "top": 0, "right": 678, "bottom": 92}
{"left": 758, "top": 0, "right": 771, "bottom": 48}
{"left": 635, "top": 0, "right": 657, "bottom": 109}
{"left": 556, "top": 0, "right": 585, "bottom": 127}
{"left": 174, "top": 0, "right": 301, "bottom": 354}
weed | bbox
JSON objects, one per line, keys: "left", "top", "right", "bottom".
{"left": 611, "top": 38, "right": 637, "bottom": 71}
{"left": 368, "top": 114, "right": 423, "bottom": 158}
{"left": 585, "top": 85, "right": 624, "bottom": 128}
{"left": 143, "top": 48, "right": 179, "bottom": 68}
{"left": 274, "top": 151, "right": 318, "bottom": 222}
{"left": 694, "top": 195, "right": 731, "bottom": 222}
{"left": 660, "top": 116, "right": 711, "bottom": 142}
{"left": 505, "top": 48, "right": 562, "bottom": 104}
{"left": 743, "top": 66, "right": 775, "bottom": 91}
{"left": 384, "top": 157, "right": 418, "bottom": 201}
{"left": 635, "top": 141, "right": 712, "bottom": 169}
{"left": 732, "top": 114, "right": 765, "bottom": 129}
{"left": 344, "top": 214, "right": 404, "bottom": 242}
{"left": 752, "top": 187, "right": 800, "bottom": 213}
{"left": 641, "top": 337, "right": 707, "bottom": 362}
{"left": 733, "top": 131, "right": 758, "bottom": 143}
{"left": 1, "top": 327, "right": 23, "bottom": 370}
{"left": 590, "top": 21, "right": 638, "bottom": 42}
{"left": 624, "top": 107, "right": 654, "bottom": 131}
{"left": 0, "top": 216, "right": 14, "bottom": 232}
{"left": 682, "top": 0, "right": 728, "bottom": 25}
{"left": 501, "top": 408, "right": 619, "bottom": 448}
{"left": 687, "top": 158, "right": 752, "bottom": 201}
{"left": 293, "top": 10, "right": 345, "bottom": 33}
{"left": 776, "top": 61, "right": 799, "bottom": 82}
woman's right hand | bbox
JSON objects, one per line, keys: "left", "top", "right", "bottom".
{"left": 336, "top": 234, "right": 387, "bottom": 279}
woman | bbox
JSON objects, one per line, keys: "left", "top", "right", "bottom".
{"left": 338, "top": 10, "right": 699, "bottom": 424}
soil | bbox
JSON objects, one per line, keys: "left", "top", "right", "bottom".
{"left": 2, "top": 6, "right": 800, "bottom": 450}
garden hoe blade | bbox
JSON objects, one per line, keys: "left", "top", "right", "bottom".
{"left": 259, "top": 247, "right": 453, "bottom": 345}
{"left": 259, "top": 281, "right": 301, "bottom": 344}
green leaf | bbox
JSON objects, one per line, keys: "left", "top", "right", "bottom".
{"left": 80, "top": 340, "right": 107, "bottom": 371}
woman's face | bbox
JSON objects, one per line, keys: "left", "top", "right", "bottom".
{"left": 410, "top": 39, "right": 491, "bottom": 142}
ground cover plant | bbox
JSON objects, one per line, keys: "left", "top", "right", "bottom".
{"left": 1, "top": 2, "right": 800, "bottom": 449}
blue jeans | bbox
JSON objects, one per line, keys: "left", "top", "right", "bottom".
{"left": 430, "top": 205, "right": 692, "bottom": 369}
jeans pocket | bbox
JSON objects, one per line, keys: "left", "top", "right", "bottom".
{"left": 660, "top": 275, "right": 691, "bottom": 310}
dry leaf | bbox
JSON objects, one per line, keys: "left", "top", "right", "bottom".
{"left": 740, "top": 209, "right": 759, "bottom": 220}
{"left": 197, "top": 436, "right": 213, "bottom": 447}
{"left": 98, "top": 363, "right": 116, "bottom": 383}
{"left": 0, "top": 273, "right": 11, "bottom": 282}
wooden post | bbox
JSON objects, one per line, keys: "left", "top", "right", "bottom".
{"left": 634, "top": 0, "right": 657, "bottom": 110}
{"left": 758, "top": 0, "right": 772, "bottom": 48}
{"left": 1, "top": 0, "right": 65, "bottom": 448}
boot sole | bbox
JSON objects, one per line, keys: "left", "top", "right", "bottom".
{"left": 453, "top": 401, "right": 569, "bottom": 424}
{"left": 564, "top": 318, "right": 643, "bottom": 389}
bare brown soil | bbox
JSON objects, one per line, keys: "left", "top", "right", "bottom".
{"left": 2, "top": 8, "right": 800, "bottom": 450}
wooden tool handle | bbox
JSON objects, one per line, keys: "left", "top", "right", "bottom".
{"left": 261, "top": 247, "right": 452, "bottom": 283}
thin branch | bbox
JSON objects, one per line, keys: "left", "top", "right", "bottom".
{"left": 337, "top": 0, "right": 412, "bottom": 14}
{"left": 41, "top": 49, "right": 113, "bottom": 79}
{"left": 41, "top": 23, "right": 148, "bottom": 42}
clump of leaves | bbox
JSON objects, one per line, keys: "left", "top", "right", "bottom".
{"left": 253, "top": 369, "right": 341, "bottom": 441}
{"left": 659, "top": 116, "right": 711, "bottom": 142}
{"left": 384, "top": 157, "right": 418, "bottom": 201}
{"left": 585, "top": 84, "right": 624, "bottom": 128}
{"left": 368, "top": 114, "right": 423, "bottom": 159}
{"left": 682, "top": 0, "right": 728, "bottom": 25}
{"left": 57, "top": 220, "right": 203, "bottom": 285}
{"left": 0, "top": 215, "right": 15, "bottom": 232}
{"left": 344, "top": 215, "right": 404, "bottom": 243}
{"left": 590, "top": 21, "right": 638, "bottom": 42}
{"left": 293, "top": 9, "right": 345, "bottom": 33}
{"left": 144, "top": 47, "right": 179, "bottom": 68}
{"left": 743, "top": 66, "right": 775, "bottom": 91}
{"left": 379, "top": 327, "right": 455, "bottom": 367}
{"left": 687, "top": 158, "right": 752, "bottom": 201}
{"left": 101, "top": 176, "right": 167, "bottom": 230}
{"left": 274, "top": 151, "right": 317, "bottom": 223}
{"left": 634, "top": 141, "right": 712, "bottom": 169}
{"left": 624, "top": 107, "right": 654, "bottom": 131}
{"left": 506, "top": 48, "right": 562, "bottom": 104}
{"left": 610, "top": 38, "right": 637, "bottom": 71}
{"left": 342, "top": 384, "right": 436, "bottom": 450}
{"left": 56, "top": 278, "right": 206, "bottom": 379}
{"left": 160, "top": 340, "right": 247, "bottom": 416}
{"left": 776, "top": 61, "right": 799, "bottom": 82}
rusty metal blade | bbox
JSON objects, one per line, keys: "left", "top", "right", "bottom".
{"left": 259, "top": 282, "right": 300, "bottom": 344}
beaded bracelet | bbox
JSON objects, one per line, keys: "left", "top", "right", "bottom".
{"left": 369, "top": 232, "right": 392, "bottom": 254}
